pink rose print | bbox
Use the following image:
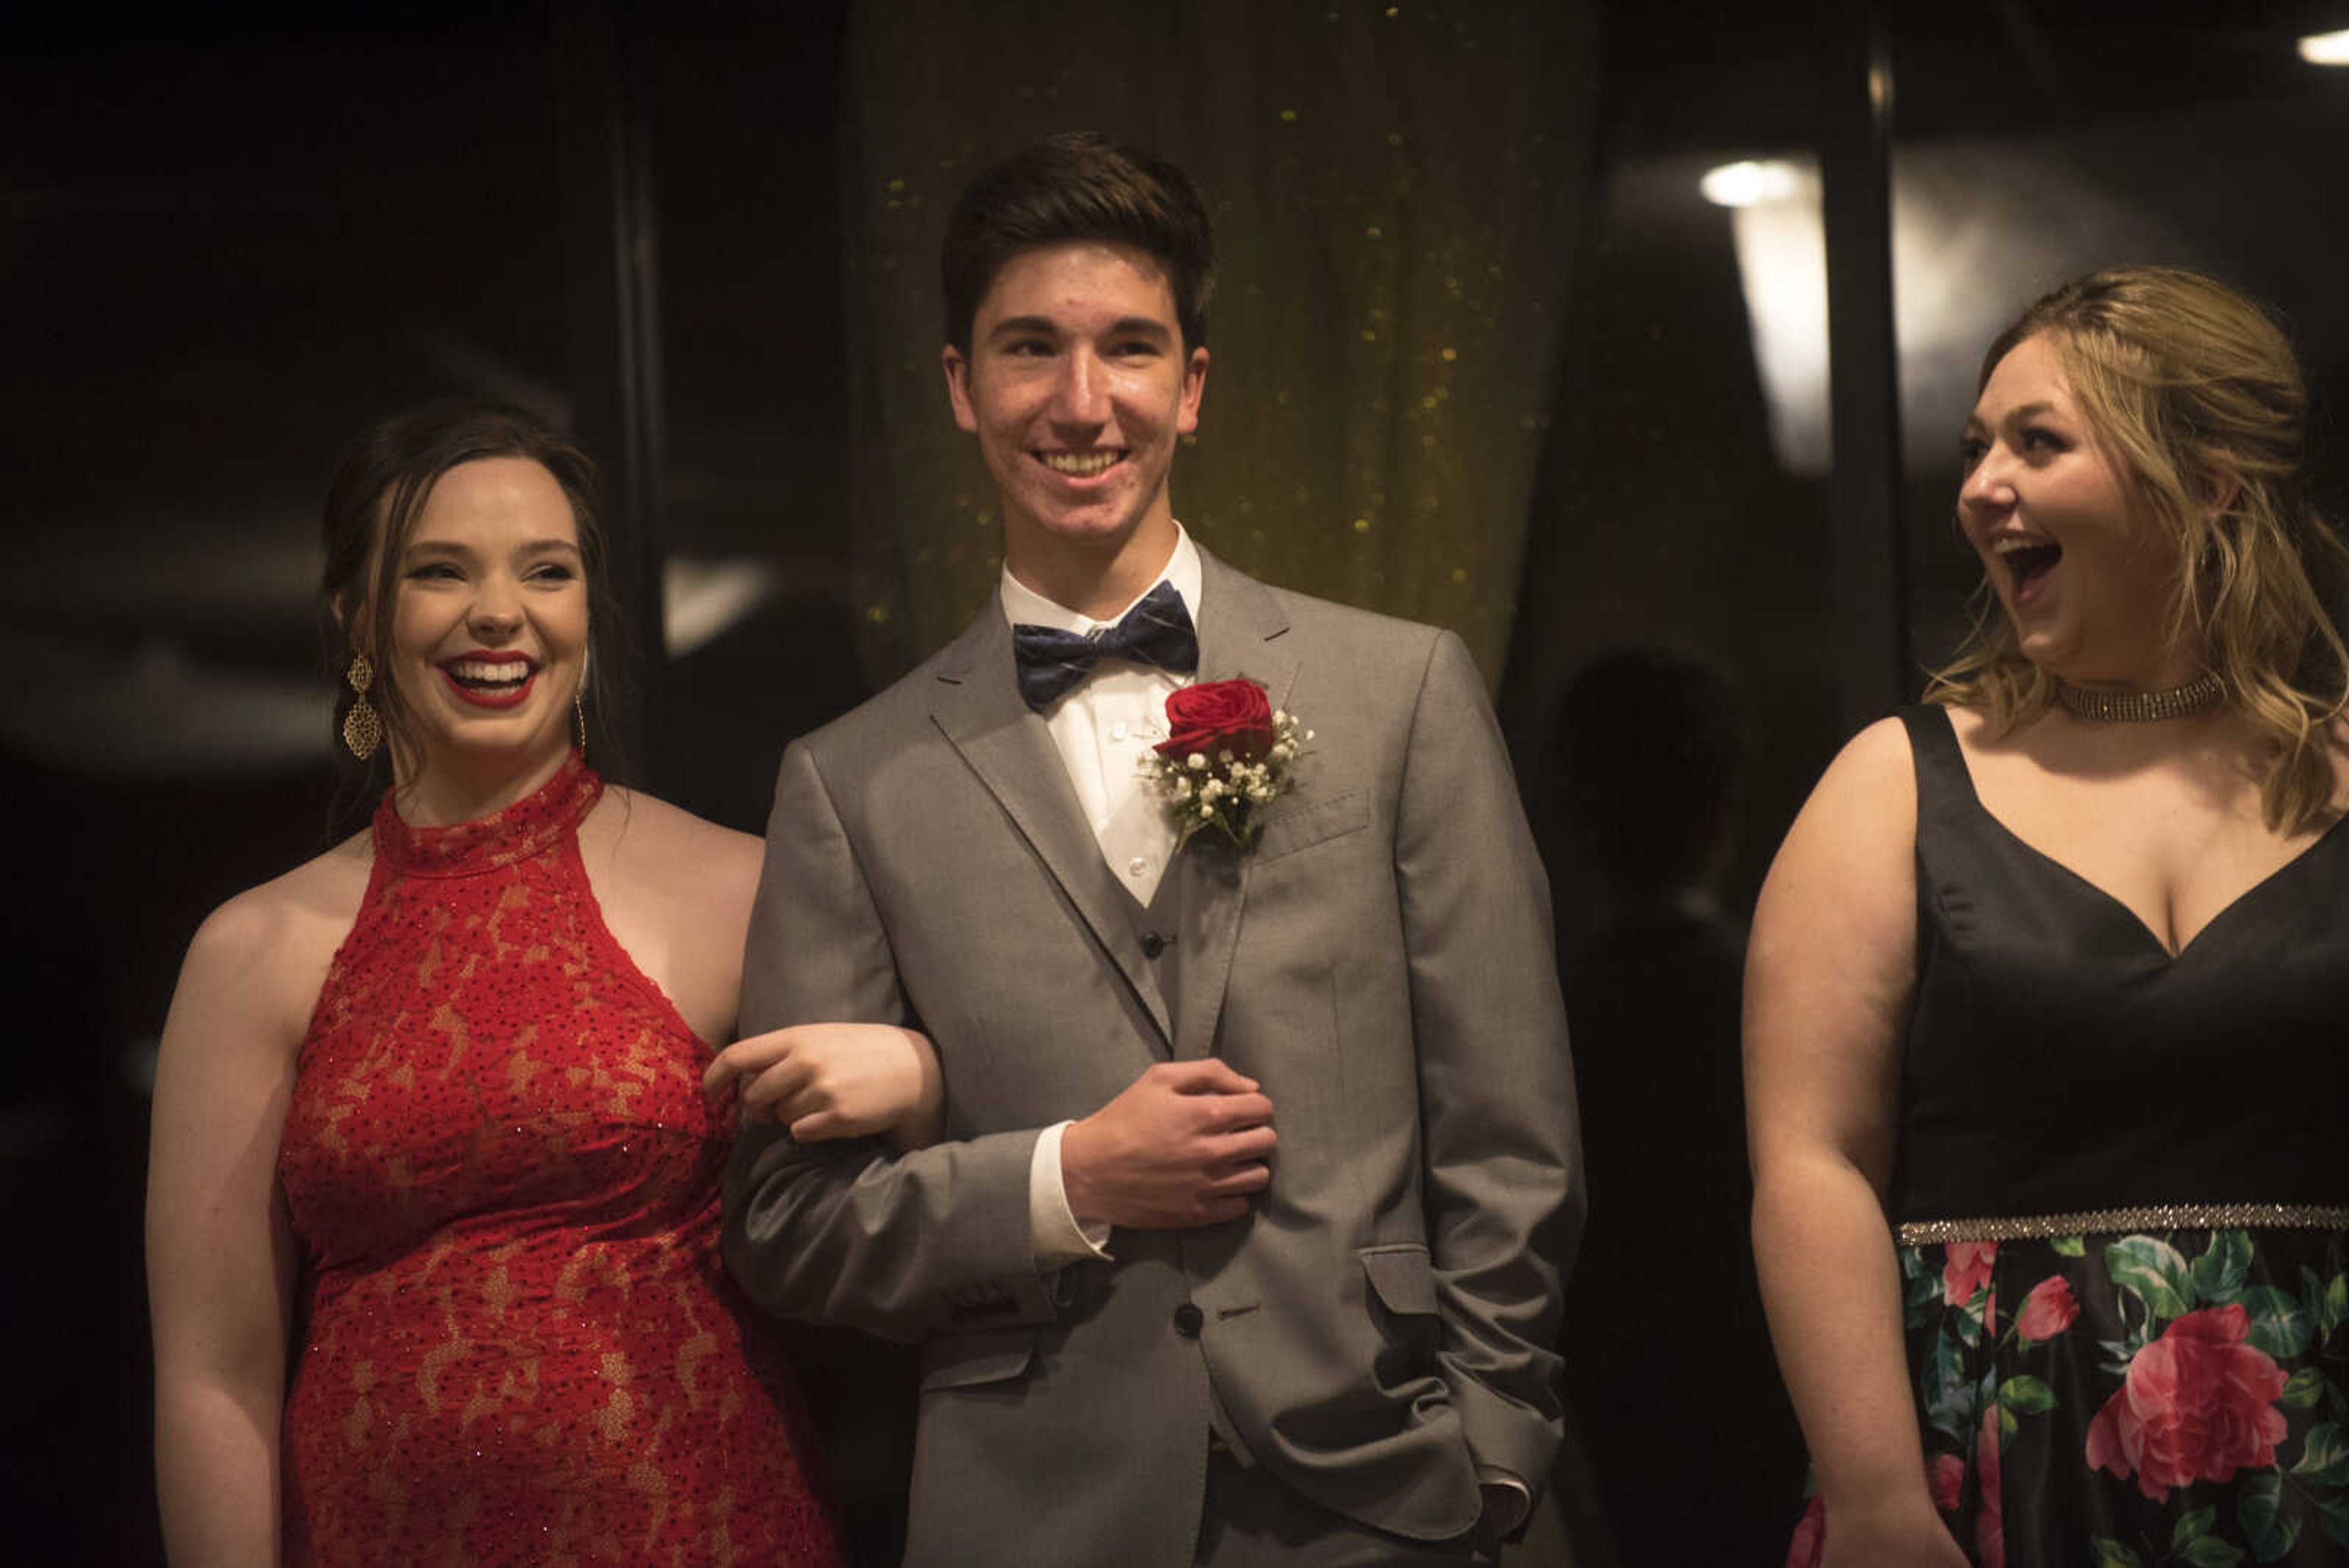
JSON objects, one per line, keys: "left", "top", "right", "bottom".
{"left": 2014, "top": 1276, "right": 2079, "bottom": 1343}
{"left": 1928, "top": 1452, "right": 1964, "bottom": 1512}
{"left": 1976, "top": 1402, "right": 2006, "bottom": 1568}
{"left": 1783, "top": 1492, "right": 1823, "bottom": 1568}
{"left": 2083, "top": 1303, "right": 2289, "bottom": 1501}
{"left": 1942, "top": 1241, "right": 1996, "bottom": 1309}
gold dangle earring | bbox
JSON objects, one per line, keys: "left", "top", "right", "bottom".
{"left": 342, "top": 652, "right": 383, "bottom": 760}
{"left": 574, "top": 652, "right": 590, "bottom": 756}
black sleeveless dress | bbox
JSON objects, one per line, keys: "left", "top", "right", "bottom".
{"left": 1789, "top": 707, "right": 2349, "bottom": 1568}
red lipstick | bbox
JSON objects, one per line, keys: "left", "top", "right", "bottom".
{"left": 440, "top": 651, "right": 537, "bottom": 709}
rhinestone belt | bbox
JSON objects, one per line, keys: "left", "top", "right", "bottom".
{"left": 1896, "top": 1203, "right": 2349, "bottom": 1245}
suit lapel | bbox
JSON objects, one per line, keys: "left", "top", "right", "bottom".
{"left": 930, "top": 604, "right": 1175, "bottom": 1052}
{"left": 1170, "top": 552, "right": 1297, "bottom": 1062}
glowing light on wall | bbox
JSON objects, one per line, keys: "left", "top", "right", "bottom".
{"left": 2298, "top": 30, "right": 2349, "bottom": 65}
{"left": 1702, "top": 158, "right": 1830, "bottom": 475}
{"left": 1699, "top": 159, "right": 1804, "bottom": 208}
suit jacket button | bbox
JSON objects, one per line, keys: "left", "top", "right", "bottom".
{"left": 1140, "top": 932, "right": 1167, "bottom": 959}
{"left": 1172, "top": 1302, "right": 1204, "bottom": 1337}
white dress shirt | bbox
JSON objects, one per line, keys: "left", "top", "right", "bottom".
{"left": 1005, "top": 527, "right": 1201, "bottom": 1265}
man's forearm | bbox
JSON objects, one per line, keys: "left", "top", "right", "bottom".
{"left": 722, "top": 1120, "right": 1062, "bottom": 1340}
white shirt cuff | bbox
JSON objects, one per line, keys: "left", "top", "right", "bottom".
{"left": 1030, "top": 1120, "right": 1114, "bottom": 1265}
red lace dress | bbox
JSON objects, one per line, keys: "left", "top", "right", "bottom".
{"left": 277, "top": 757, "right": 842, "bottom": 1566}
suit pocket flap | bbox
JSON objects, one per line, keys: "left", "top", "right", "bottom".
{"left": 1255, "top": 787, "right": 1373, "bottom": 863}
{"left": 1359, "top": 1244, "right": 1439, "bottom": 1317}
{"left": 919, "top": 1325, "right": 1036, "bottom": 1391}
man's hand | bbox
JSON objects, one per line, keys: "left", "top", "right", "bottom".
{"left": 703, "top": 1023, "right": 944, "bottom": 1148}
{"left": 1059, "top": 1059, "right": 1275, "bottom": 1228}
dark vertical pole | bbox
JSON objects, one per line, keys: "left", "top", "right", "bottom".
{"left": 558, "top": 2, "right": 669, "bottom": 786}
{"left": 1819, "top": 0, "right": 1911, "bottom": 729}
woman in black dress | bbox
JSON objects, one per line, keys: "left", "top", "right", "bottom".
{"left": 1748, "top": 267, "right": 2349, "bottom": 1566}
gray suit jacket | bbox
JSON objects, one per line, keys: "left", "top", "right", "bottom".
{"left": 725, "top": 551, "right": 1581, "bottom": 1568}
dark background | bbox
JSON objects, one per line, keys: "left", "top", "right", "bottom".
{"left": 6, "top": 2, "right": 2346, "bottom": 1562}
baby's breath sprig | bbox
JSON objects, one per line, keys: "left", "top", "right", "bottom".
{"left": 1142, "top": 707, "right": 1313, "bottom": 853}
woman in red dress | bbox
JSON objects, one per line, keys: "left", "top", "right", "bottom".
{"left": 146, "top": 403, "right": 932, "bottom": 1566}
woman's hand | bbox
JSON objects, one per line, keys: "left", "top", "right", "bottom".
{"left": 1816, "top": 1488, "right": 1972, "bottom": 1568}
{"left": 705, "top": 1024, "right": 944, "bottom": 1148}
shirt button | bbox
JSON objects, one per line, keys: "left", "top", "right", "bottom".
{"left": 1172, "top": 1302, "right": 1204, "bottom": 1337}
{"left": 1110, "top": 721, "right": 1129, "bottom": 741}
{"left": 1140, "top": 932, "right": 1166, "bottom": 959}
{"left": 1127, "top": 856, "right": 1150, "bottom": 878}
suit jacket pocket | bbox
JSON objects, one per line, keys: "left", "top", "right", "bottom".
{"left": 919, "top": 1324, "right": 1036, "bottom": 1391}
{"left": 1359, "top": 1243, "right": 1440, "bottom": 1317}
{"left": 1254, "top": 787, "right": 1373, "bottom": 864}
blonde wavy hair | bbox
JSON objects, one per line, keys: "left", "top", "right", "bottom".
{"left": 1924, "top": 266, "right": 2349, "bottom": 831}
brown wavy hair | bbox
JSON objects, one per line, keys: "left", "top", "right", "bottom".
{"left": 1924, "top": 266, "right": 2349, "bottom": 831}
{"left": 319, "top": 401, "right": 624, "bottom": 785}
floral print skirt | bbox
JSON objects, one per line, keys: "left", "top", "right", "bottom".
{"left": 1789, "top": 1225, "right": 2349, "bottom": 1567}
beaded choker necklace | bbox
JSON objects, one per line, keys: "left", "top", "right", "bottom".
{"left": 2054, "top": 672, "right": 2224, "bottom": 723}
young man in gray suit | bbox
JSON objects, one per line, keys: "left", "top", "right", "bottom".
{"left": 723, "top": 132, "right": 1580, "bottom": 1567}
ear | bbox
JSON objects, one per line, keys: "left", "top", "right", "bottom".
{"left": 943, "top": 343, "right": 979, "bottom": 433}
{"left": 1176, "top": 345, "right": 1209, "bottom": 436}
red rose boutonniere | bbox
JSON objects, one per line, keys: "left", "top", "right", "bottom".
{"left": 1142, "top": 678, "right": 1312, "bottom": 852}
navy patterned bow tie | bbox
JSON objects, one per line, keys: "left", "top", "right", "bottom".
{"left": 1012, "top": 580, "right": 1200, "bottom": 711}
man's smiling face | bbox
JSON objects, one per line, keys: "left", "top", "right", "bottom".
{"left": 943, "top": 240, "right": 1208, "bottom": 576}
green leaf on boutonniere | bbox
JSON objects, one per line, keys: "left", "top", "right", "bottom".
{"left": 2106, "top": 1235, "right": 2194, "bottom": 1321}
{"left": 2051, "top": 1234, "right": 2087, "bottom": 1257}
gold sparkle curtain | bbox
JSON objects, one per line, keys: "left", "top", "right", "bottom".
{"left": 839, "top": 0, "right": 1599, "bottom": 689}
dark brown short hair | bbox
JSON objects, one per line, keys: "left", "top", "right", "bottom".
{"left": 941, "top": 130, "right": 1215, "bottom": 355}
{"left": 319, "top": 400, "right": 623, "bottom": 777}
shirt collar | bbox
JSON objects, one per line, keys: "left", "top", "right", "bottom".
{"left": 1000, "top": 524, "right": 1203, "bottom": 635}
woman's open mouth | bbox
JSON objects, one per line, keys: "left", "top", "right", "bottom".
{"left": 1996, "top": 540, "right": 2063, "bottom": 605}
{"left": 440, "top": 655, "right": 537, "bottom": 708}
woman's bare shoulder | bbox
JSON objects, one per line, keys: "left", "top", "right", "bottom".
{"left": 192, "top": 834, "right": 371, "bottom": 959}
{"left": 174, "top": 833, "right": 373, "bottom": 1044}
{"left": 1756, "top": 714, "right": 1918, "bottom": 912}
{"left": 591, "top": 789, "right": 763, "bottom": 896}
{"left": 1813, "top": 712, "right": 1919, "bottom": 812}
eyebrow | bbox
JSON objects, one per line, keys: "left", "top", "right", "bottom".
{"left": 1963, "top": 399, "right": 2059, "bottom": 433}
{"left": 985, "top": 314, "right": 1174, "bottom": 343}
{"left": 403, "top": 537, "right": 583, "bottom": 558}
